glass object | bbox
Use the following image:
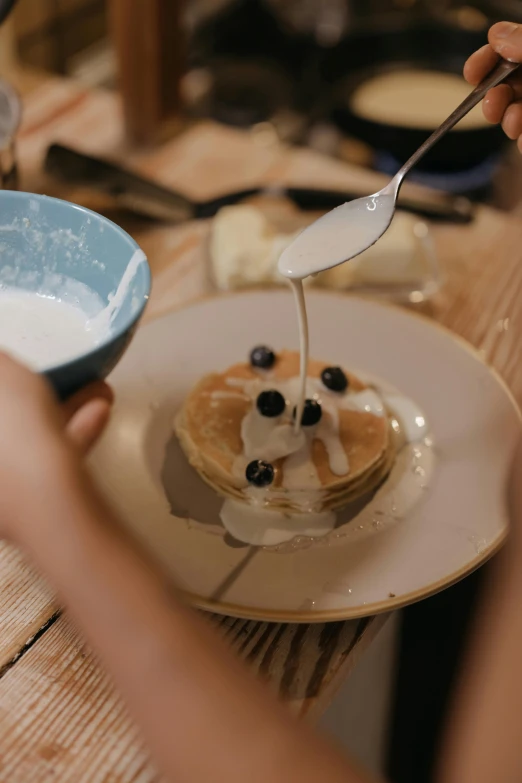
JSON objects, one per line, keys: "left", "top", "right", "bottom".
{"left": 208, "top": 203, "right": 442, "bottom": 305}
{"left": 314, "top": 220, "right": 442, "bottom": 304}
{"left": 0, "top": 79, "right": 20, "bottom": 190}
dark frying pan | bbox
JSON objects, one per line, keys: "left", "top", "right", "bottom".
{"left": 323, "top": 20, "right": 506, "bottom": 173}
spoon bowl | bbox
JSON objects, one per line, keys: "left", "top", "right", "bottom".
{"left": 279, "top": 186, "right": 396, "bottom": 279}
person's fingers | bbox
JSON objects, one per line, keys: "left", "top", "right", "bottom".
{"left": 489, "top": 21, "right": 522, "bottom": 63}
{"left": 66, "top": 398, "right": 112, "bottom": 456}
{"left": 505, "top": 73, "right": 522, "bottom": 101}
{"left": 464, "top": 44, "right": 500, "bottom": 85}
{"left": 483, "top": 84, "right": 515, "bottom": 123}
{"left": 502, "top": 100, "right": 522, "bottom": 139}
{"left": 465, "top": 31, "right": 522, "bottom": 133}
{"left": 62, "top": 381, "right": 114, "bottom": 425}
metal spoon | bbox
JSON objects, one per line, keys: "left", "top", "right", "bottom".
{"left": 279, "top": 58, "right": 520, "bottom": 280}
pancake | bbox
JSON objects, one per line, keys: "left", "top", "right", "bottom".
{"left": 350, "top": 69, "right": 487, "bottom": 131}
{"left": 175, "top": 350, "right": 396, "bottom": 514}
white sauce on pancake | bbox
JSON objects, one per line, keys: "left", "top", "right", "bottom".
{"left": 220, "top": 374, "right": 393, "bottom": 485}
{"left": 180, "top": 151, "right": 434, "bottom": 546}
{"left": 262, "top": 170, "right": 431, "bottom": 549}
{"left": 279, "top": 193, "right": 398, "bottom": 437}
{"left": 216, "top": 371, "right": 430, "bottom": 546}
{"left": 208, "top": 202, "right": 433, "bottom": 545}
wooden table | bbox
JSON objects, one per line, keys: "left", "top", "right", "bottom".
{"left": 0, "top": 73, "right": 520, "bottom": 781}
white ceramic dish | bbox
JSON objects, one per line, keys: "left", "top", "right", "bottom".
{"left": 89, "top": 291, "right": 521, "bottom": 622}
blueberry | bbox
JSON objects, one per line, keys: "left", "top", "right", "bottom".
{"left": 250, "top": 346, "right": 276, "bottom": 370}
{"left": 321, "top": 366, "right": 348, "bottom": 393}
{"left": 256, "top": 390, "right": 286, "bottom": 418}
{"left": 294, "top": 399, "right": 322, "bottom": 427}
{"left": 246, "top": 460, "right": 274, "bottom": 487}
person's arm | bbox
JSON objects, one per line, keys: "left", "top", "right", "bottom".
{"left": 0, "top": 355, "right": 371, "bottom": 783}
{"left": 436, "top": 32, "right": 522, "bottom": 776}
{"left": 16, "top": 468, "right": 371, "bottom": 783}
{"left": 437, "top": 442, "right": 522, "bottom": 783}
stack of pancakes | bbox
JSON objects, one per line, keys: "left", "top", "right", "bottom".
{"left": 175, "top": 350, "right": 396, "bottom": 513}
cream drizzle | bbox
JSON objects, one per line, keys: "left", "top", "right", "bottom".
{"left": 212, "top": 182, "right": 431, "bottom": 548}
{"left": 214, "top": 373, "right": 431, "bottom": 546}
{"left": 215, "top": 371, "right": 430, "bottom": 505}
{"left": 210, "top": 210, "right": 432, "bottom": 547}
{"left": 219, "top": 375, "right": 386, "bottom": 484}
{"left": 290, "top": 278, "right": 309, "bottom": 434}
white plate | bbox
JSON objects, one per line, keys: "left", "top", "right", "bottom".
{"left": 90, "top": 291, "right": 521, "bottom": 622}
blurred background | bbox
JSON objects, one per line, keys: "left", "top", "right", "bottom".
{"left": 2, "top": 0, "right": 522, "bottom": 204}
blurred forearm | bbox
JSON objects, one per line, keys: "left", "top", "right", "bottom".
{"left": 439, "top": 443, "right": 522, "bottom": 783}
{"left": 15, "top": 467, "right": 371, "bottom": 783}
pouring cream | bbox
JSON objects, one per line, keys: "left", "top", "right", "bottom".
{"left": 175, "top": 200, "right": 434, "bottom": 547}
{"left": 279, "top": 196, "right": 397, "bottom": 432}
{"left": 206, "top": 199, "right": 429, "bottom": 547}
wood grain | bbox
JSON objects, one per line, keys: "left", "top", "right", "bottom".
{"left": 0, "top": 76, "right": 520, "bottom": 779}
{"left": 0, "top": 545, "right": 55, "bottom": 669}
{"left": 0, "top": 613, "right": 386, "bottom": 781}
{"left": 0, "top": 617, "right": 150, "bottom": 783}
{"left": 109, "top": 0, "right": 185, "bottom": 145}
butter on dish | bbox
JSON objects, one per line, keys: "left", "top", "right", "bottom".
{"left": 209, "top": 205, "right": 437, "bottom": 298}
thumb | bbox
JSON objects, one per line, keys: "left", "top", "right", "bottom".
{"left": 489, "top": 21, "right": 522, "bottom": 62}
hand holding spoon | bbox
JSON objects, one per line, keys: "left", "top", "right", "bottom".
{"left": 279, "top": 59, "right": 520, "bottom": 280}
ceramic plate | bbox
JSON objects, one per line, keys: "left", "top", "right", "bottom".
{"left": 89, "top": 291, "right": 520, "bottom": 622}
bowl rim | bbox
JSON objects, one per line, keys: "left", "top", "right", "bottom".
{"left": 0, "top": 190, "right": 152, "bottom": 373}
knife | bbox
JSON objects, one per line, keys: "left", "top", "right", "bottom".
{"left": 44, "top": 143, "right": 474, "bottom": 224}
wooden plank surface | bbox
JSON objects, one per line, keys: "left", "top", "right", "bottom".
{"left": 0, "top": 614, "right": 385, "bottom": 782}
{"left": 0, "top": 75, "right": 519, "bottom": 779}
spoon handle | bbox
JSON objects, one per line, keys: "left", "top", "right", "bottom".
{"left": 395, "top": 59, "right": 520, "bottom": 186}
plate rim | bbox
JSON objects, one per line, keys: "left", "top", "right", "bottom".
{"left": 180, "top": 533, "right": 506, "bottom": 622}
{"left": 129, "top": 289, "right": 521, "bottom": 622}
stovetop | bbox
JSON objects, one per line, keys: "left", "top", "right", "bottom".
{"left": 184, "top": 0, "right": 514, "bottom": 200}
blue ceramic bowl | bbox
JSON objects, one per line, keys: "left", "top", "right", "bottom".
{"left": 0, "top": 191, "right": 151, "bottom": 398}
